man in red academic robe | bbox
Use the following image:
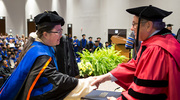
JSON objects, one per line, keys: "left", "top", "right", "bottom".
{"left": 91, "top": 5, "right": 180, "bottom": 100}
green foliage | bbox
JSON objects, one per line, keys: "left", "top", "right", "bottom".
{"left": 77, "top": 45, "right": 128, "bottom": 76}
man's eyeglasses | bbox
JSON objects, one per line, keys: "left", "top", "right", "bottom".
{"left": 132, "top": 21, "right": 148, "bottom": 28}
{"left": 132, "top": 23, "right": 138, "bottom": 28}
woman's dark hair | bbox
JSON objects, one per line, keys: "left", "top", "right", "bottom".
{"left": 17, "top": 24, "right": 57, "bottom": 66}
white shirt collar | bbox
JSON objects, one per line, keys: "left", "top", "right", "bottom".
{"left": 148, "top": 30, "right": 160, "bottom": 39}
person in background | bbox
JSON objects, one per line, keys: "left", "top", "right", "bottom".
{"left": 6, "top": 44, "right": 10, "bottom": 51}
{"left": 64, "top": 33, "right": 68, "bottom": 37}
{"left": 9, "top": 47, "right": 14, "bottom": 53}
{"left": 166, "top": 24, "right": 176, "bottom": 36}
{"left": 1, "top": 60, "right": 11, "bottom": 75}
{"left": 97, "top": 37, "right": 103, "bottom": 48}
{"left": 105, "top": 41, "right": 112, "bottom": 48}
{"left": 0, "top": 60, "right": 11, "bottom": 82}
{"left": 14, "top": 43, "right": 19, "bottom": 50}
{"left": 15, "top": 34, "right": 19, "bottom": 42}
{"left": 6, "top": 35, "right": 10, "bottom": 42}
{"left": 56, "top": 34, "right": 80, "bottom": 77}
{"left": 18, "top": 46, "right": 22, "bottom": 54}
{"left": 21, "top": 34, "right": 25, "bottom": 40}
{"left": 68, "top": 33, "right": 73, "bottom": 42}
{"left": 92, "top": 40, "right": 100, "bottom": 52}
{"left": 0, "top": 51, "right": 2, "bottom": 62}
{"left": 0, "top": 40, "right": 3, "bottom": 46}
{"left": 2, "top": 41, "right": 8, "bottom": 48}
{"left": 73, "top": 36, "right": 79, "bottom": 57}
{"left": 0, "top": 11, "right": 96, "bottom": 100}
{"left": 9, "top": 52, "right": 17, "bottom": 69}
{"left": 3, "top": 35, "right": 8, "bottom": 43}
{"left": 91, "top": 5, "right": 180, "bottom": 100}
{"left": 18, "top": 37, "right": 25, "bottom": 48}
{"left": 14, "top": 49, "right": 19, "bottom": 59}
{"left": 79, "top": 34, "right": 87, "bottom": 52}
{"left": 1, "top": 47, "right": 7, "bottom": 59}
{"left": 18, "top": 37, "right": 22, "bottom": 44}
{"left": 7, "top": 50, "right": 11, "bottom": 59}
{"left": 21, "top": 38, "right": 25, "bottom": 47}
{"left": 125, "top": 31, "right": 141, "bottom": 59}
{"left": 176, "top": 28, "right": 180, "bottom": 42}
{"left": 86, "top": 37, "right": 94, "bottom": 53}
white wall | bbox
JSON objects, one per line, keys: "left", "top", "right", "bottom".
{"left": 50, "top": 0, "right": 67, "bottom": 32}
{"left": 100, "top": 0, "right": 131, "bottom": 42}
{"left": 0, "top": 0, "right": 25, "bottom": 36}
{"left": 66, "top": 0, "right": 131, "bottom": 43}
{"left": 66, "top": 0, "right": 101, "bottom": 41}
{"left": 25, "top": 0, "right": 51, "bottom": 36}
{"left": 0, "top": 0, "right": 180, "bottom": 42}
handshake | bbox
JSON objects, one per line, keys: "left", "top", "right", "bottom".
{"left": 89, "top": 73, "right": 112, "bottom": 88}
{"left": 65, "top": 73, "right": 119, "bottom": 100}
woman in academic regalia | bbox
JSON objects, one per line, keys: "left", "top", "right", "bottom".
{"left": 0, "top": 11, "right": 95, "bottom": 100}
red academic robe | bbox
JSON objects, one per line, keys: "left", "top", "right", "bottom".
{"left": 110, "top": 30, "right": 180, "bottom": 100}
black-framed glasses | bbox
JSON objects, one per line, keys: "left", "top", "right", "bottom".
{"left": 48, "top": 29, "right": 63, "bottom": 33}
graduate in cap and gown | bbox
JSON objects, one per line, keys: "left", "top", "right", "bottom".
{"left": 73, "top": 36, "right": 79, "bottom": 56}
{"left": 86, "top": 37, "right": 94, "bottom": 53}
{"left": 91, "top": 5, "right": 180, "bottom": 100}
{"left": 0, "top": 11, "right": 96, "bottom": 100}
{"left": 97, "top": 37, "right": 103, "bottom": 48}
{"left": 92, "top": 40, "right": 100, "bottom": 52}
{"left": 79, "top": 34, "right": 87, "bottom": 52}
{"left": 166, "top": 24, "right": 176, "bottom": 36}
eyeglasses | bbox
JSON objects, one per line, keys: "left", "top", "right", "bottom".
{"left": 132, "top": 23, "right": 138, "bottom": 28}
{"left": 48, "top": 29, "right": 63, "bottom": 35}
{"left": 132, "top": 21, "right": 148, "bottom": 28}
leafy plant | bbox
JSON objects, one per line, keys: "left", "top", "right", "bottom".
{"left": 77, "top": 45, "right": 128, "bottom": 76}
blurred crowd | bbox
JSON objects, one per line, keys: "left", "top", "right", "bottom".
{"left": 0, "top": 33, "right": 28, "bottom": 82}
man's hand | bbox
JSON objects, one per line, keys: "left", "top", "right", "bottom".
{"left": 90, "top": 73, "right": 111, "bottom": 88}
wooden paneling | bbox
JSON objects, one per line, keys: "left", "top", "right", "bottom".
{"left": 67, "top": 24, "right": 72, "bottom": 36}
{"left": 0, "top": 17, "right": 6, "bottom": 35}
{"left": 27, "top": 19, "right": 36, "bottom": 36}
